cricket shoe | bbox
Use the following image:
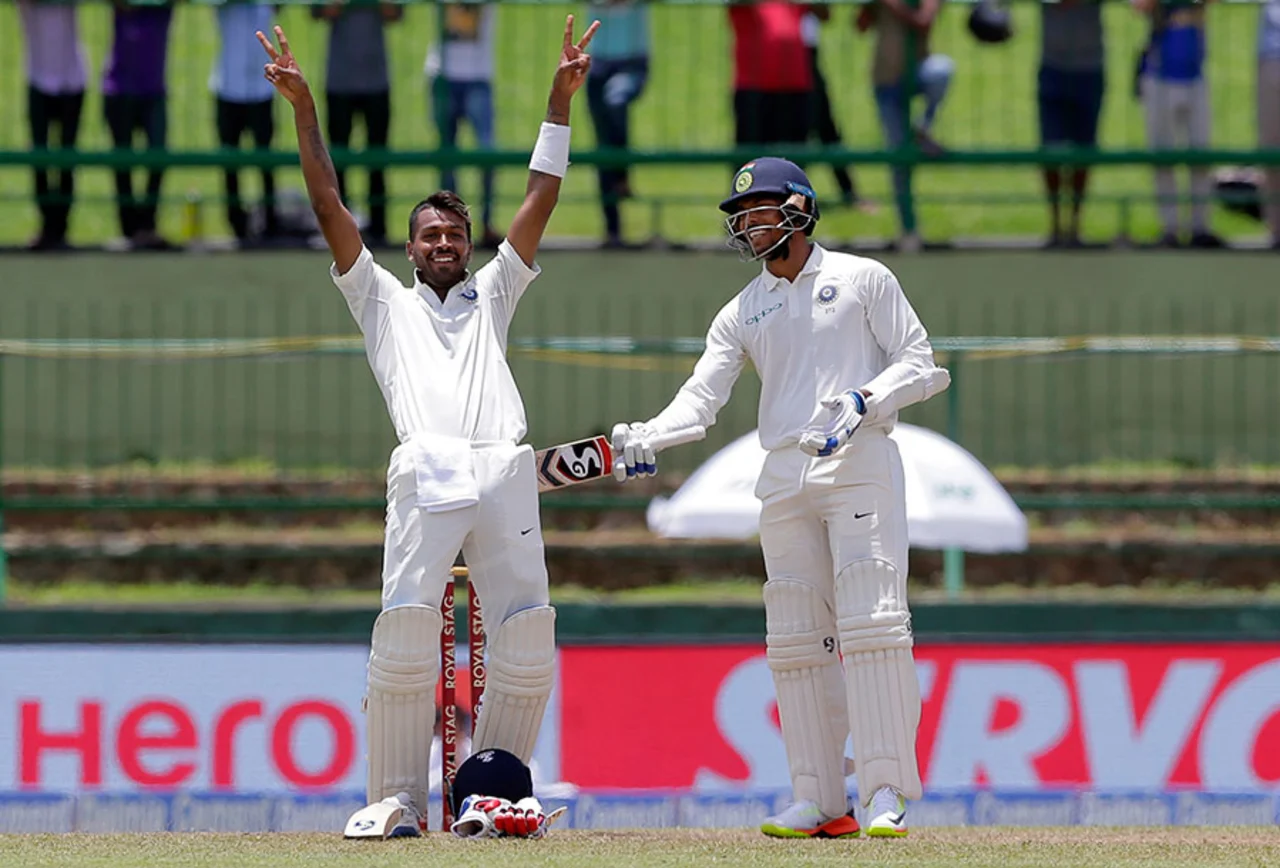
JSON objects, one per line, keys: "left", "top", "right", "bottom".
{"left": 386, "top": 792, "right": 425, "bottom": 838}
{"left": 760, "top": 800, "right": 860, "bottom": 839}
{"left": 865, "top": 786, "right": 908, "bottom": 838}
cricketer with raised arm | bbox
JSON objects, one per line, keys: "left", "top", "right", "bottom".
{"left": 257, "top": 16, "right": 599, "bottom": 838}
{"left": 612, "top": 158, "right": 950, "bottom": 840}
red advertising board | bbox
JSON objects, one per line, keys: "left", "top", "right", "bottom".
{"left": 560, "top": 643, "right": 1280, "bottom": 791}
{"left": 4, "top": 643, "right": 1278, "bottom": 795}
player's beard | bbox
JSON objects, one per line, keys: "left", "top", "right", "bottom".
{"left": 749, "top": 228, "right": 790, "bottom": 261}
{"left": 417, "top": 253, "right": 470, "bottom": 290}
{"left": 765, "top": 236, "right": 794, "bottom": 261}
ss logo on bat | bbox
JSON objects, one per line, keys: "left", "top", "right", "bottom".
{"left": 556, "top": 443, "right": 603, "bottom": 480}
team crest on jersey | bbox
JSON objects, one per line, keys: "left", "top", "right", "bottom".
{"left": 460, "top": 286, "right": 479, "bottom": 303}
{"left": 817, "top": 285, "right": 839, "bottom": 306}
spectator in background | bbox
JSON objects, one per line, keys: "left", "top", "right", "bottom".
{"left": 1260, "top": 0, "right": 1280, "bottom": 248}
{"left": 212, "top": 0, "right": 280, "bottom": 245}
{"left": 803, "top": 4, "right": 862, "bottom": 208}
{"left": 858, "top": 0, "right": 953, "bottom": 251}
{"left": 19, "top": 0, "right": 86, "bottom": 252}
{"left": 426, "top": 2, "right": 501, "bottom": 248}
{"left": 103, "top": 0, "right": 174, "bottom": 250}
{"left": 1039, "top": 0, "right": 1105, "bottom": 248}
{"left": 313, "top": 0, "right": 403, "bottom": 247}
{"left": 586, "top": 0, "right": 650, "bottom": 248}
{"left": 728, "top": 1, "right": 812, "bottom": 149}
{"left": 1134, "top": 0, "right": 1223, "bottom": 248}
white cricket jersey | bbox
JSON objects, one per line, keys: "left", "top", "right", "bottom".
{"left": 330, "top": 241, "right": 539, "bottom": 445}
{"left": 650, "top": 244, "right": 944, "bottom": 451}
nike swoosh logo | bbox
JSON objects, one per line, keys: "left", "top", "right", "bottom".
{"left": 520, "top": 527, "right": 534, "bottom": 536}
{"left": 854, "top": 512, "right": 873, "bottom": 520}
{"left": 888, "top": 811, "right": 906, "bottom": 825}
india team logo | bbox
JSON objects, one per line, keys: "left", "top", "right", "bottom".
{"left": 733, "top": 164, "right": 755, "bottom": 193}
{"left": 817, "top": 285, "right": 839, "bottom": 306}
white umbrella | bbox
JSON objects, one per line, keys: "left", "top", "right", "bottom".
{"left": 647, "top": 424, "right": 1027, "bottom": 554}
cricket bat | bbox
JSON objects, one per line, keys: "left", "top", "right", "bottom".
{"left": 534, "top": 426, "right": 706, "bottom": 492}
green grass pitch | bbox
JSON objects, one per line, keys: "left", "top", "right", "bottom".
{"left": 1, "top": 828, "right": 1278, "bottom": 868}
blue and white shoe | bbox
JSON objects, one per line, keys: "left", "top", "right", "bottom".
{"left": 386, "top": 792, "right": 424, "bottom": 838}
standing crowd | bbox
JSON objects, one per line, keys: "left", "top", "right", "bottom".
{"left": 18, "top": 0, "right": 1280, "bottom": 251}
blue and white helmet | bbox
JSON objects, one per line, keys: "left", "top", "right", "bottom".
{"left": 720, "top": 157, "right": 820, "bottom": 261}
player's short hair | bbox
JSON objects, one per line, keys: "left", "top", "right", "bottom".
{"left": 409, "top": 191, "right": 472, "bottom": 240}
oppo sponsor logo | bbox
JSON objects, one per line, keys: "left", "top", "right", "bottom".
{"left": 744, "top": 303, "right": 782, "bottom": 326}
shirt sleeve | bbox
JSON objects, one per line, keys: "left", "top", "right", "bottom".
{"left": 475, "top": 239, "right": 542, "bottom": 329}
{"left": 648, "top": 300, "right": 749, "bottom": 435}
{"left": 329, "top": 246, "right": 407, "bottom": 329}
{"left": 859, "top": 262, "right": 951, "bottom": 423}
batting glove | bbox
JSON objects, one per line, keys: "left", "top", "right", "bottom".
{"left": 492, "top": 797, "right": 557, "bottom": 839}
{"left": 610, "top": 422, "right": 658, "bottom": 482}
{"left": 450, "top": 794, "right": 510, "bottom": 839}
{"left": 797, "top": 390, "right": 866, "bottom": 457}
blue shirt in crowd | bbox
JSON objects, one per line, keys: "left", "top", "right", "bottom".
{"left": 212, "top": 1, "right": 275, "bottom": 103}
{"left": 586, "top": 1, "right": 649, "bottom": 61}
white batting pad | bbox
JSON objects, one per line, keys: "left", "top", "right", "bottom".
{"left": 343, "top": 793, "right": 411, "bottom": 839}
{"left": 365, "top": 604, "right": 442, "bottom": 812}
{"left": 835, "top": 559, "right": 923, "bottom": 804}
{"left": 763, "top": 579, "right": 851, "bottom": 819}
{"left": 472, "top": 605, "right": 556, "bottom": 762}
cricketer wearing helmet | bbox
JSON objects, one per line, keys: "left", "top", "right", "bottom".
{"left": 258, "top": 16, "right": 600, "bottom": 838}
{"left": 612, "top": 158, "right": 950, "bottom": 839}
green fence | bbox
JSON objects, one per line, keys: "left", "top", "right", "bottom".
{"left": 3, "top": 0, "right": 1279, "bottom": 245}
{"left": 5, "top": 331, "right": 1280, "bottom": 488}
{"left": 5, "top": 329, "right": 1280, "bottom": 600}
{"left": 3, "top": 247, "right": 1279, "bottom": 491}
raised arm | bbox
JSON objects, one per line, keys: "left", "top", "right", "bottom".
{"left": 505, "top": 15, "right": 600, "bottom": 268}
{"left": 257, "top": 25, "right": 362, "bottom": 274}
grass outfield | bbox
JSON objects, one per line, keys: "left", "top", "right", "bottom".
{"left": 0, "top": 1, "right": 1268, "bottom": 246}
{"left": 1, "top": 829, "right": 1278, "bottom": 868}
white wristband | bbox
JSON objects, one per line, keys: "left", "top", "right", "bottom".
{"left": 529, "top": 122, "right": 570, "bottom": 178}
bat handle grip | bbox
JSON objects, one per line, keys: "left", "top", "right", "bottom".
{"left": 650, "top": 426, "right": 707, "bottom": 452}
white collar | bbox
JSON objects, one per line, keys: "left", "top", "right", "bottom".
{"left": 415, "top": 268, "right": 474, "bottom": 305}
{"left": 760, "top": 243, "right": 825, "bottom": 292}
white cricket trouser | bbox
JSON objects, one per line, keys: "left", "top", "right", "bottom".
{"left": 756, "top": 432, "right": 919, "bottom": 806}
{"left": 1141, "top": 76, "right": 1212, "bottom": 235}
{"left": 381, "top": 441, "right": 550, "bottom": 630}
{"left": 756, "top": 432, "right": 910, "bottom": 588}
